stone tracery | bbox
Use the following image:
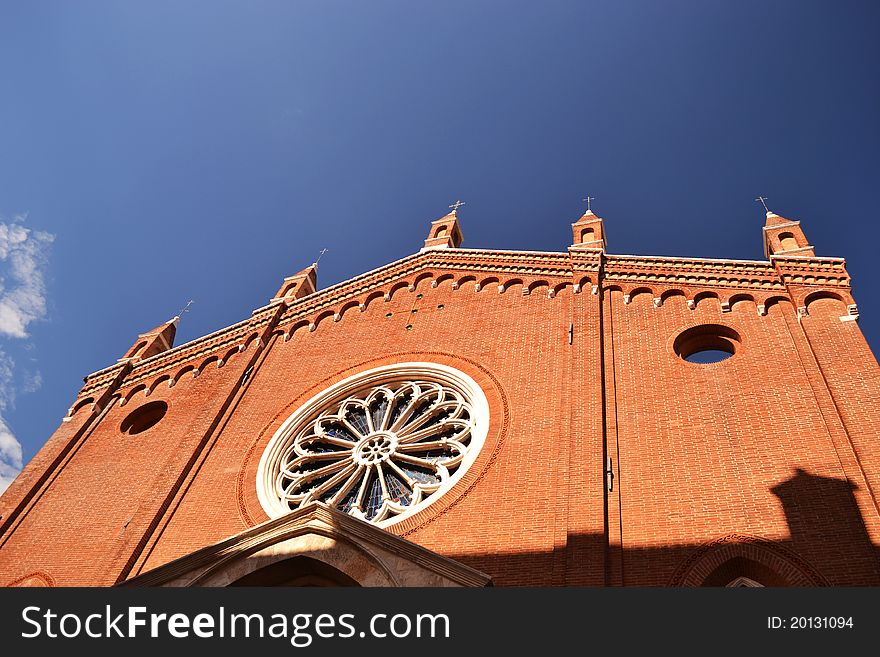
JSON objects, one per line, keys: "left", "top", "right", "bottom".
{"left": 257, "top": 364, "right": 488, "bottom": 526}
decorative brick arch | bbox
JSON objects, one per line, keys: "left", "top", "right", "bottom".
{"left": 668, "top": 533, "right": 830, "bottom": 587}
{"left": 802, "top": 289, "right": 852, "bottom": 310}
{"left": 8, "top": 571, "right": 55, "bottom": 587}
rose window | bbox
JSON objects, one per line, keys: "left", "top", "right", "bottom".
{"left": 257, "top": 364, "right": 489, "bottom": 527}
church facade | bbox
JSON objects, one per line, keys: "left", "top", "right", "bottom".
{"left": 1, "top": 206, "right": 879, "bottom": 587}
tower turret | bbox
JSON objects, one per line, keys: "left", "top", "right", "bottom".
{"left": 273, "top": 263, "right": 318, "bottom": 302}
{"left": 422, "top": 208, "right": 464, "bottom": 250}
{"left": 763, "top": 210, "right": 815, "bottom": 258}
{"left": 570, "top": 209, "right": 606, "bottom": 251}
{"left": 119, "top": 317, "right": 178, "bottom": 361}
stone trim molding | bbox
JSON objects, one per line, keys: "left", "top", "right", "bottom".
{"left": 120, "top": 502, "right": 492, "bottom": 588}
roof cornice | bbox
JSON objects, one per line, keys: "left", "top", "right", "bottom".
{"left": 80, "top": 246, "right": 850, "bottom": 395}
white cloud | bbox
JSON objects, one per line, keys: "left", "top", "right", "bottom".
{"left": 0, "top": 418, "right": 23, "bottom": 494}
{"left": 22, "top": 369, "right": 42, "bottom": 394}
{"left": 0, "top": 217, "right": 54, "bottom": 494}
{"left": 0, "top": 222, "right": 54, "bottom": 339}
{"left": 0, "top": 349, "right": 21, "bottom": 494}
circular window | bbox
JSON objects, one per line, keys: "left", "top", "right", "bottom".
{"left": 257, "top": 363, "right": 489, "bottom": 527}
{"left": 673, "top": 324, "right": 741, "bottom": 364}
{"left": 120, "top": 400, "right": 168, "bottom": 435}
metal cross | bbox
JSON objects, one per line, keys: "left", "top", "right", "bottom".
{"left": 582, "top": 196, "right": 595, "bottom": 212}
{"left": 315, "top": 248, "right": 329, "bottom": 266}
{"left": 449, "top": 200, "right": 466, "bottom": 212}
{"left": 177, "top": 300, "right": 193, "bottom": 317}
{"left": 755, "top": 196, "right": 770, "bottom": 213}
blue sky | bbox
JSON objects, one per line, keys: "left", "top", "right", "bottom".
{"left": 1, "top": 1, "right": 878, "bottom": 490}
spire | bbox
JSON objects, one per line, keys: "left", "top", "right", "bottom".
{"left": 421, "top": 204, "right": 464, "bottom": 251}
{"left": 273, "top": 263, "right": 318, "bottom": 302}
{"left": 570, "top": 207, "right": 606, "bottom": 251}
{"left": 120, "top": 317, "right": 179, "bottom": 361}
{"left": 761, "top": 207, "right": 815, "bottom": 258}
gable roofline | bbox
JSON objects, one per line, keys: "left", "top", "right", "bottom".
{"left": 118, "top": 502, "right": 492, "bottom": 587}
{"left": 82, "top": 245, "right": 848, "bottom": 393}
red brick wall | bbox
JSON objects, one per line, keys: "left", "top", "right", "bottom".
{"left": 2, "top": 258, "right": 878, "bottom": 587}
{"left": 0, "top": 357, "right": 250, "bottom": 585}
{"left": 607, "top": 290, "right": 878, "bottom": 585}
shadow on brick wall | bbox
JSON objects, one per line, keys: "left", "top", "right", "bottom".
{"left": 445, "top": 467, "right": 880, "bottom": 586}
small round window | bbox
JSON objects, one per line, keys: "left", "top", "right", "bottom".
{"left": 120, "top": 400, "right": 168, "bottom": 435}
{"left": 673, "top": 324, "right": 740, "bottom": 364}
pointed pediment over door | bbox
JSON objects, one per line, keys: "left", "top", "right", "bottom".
{"left": 119, "top": 502, "right": 492, "bottom": 587}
